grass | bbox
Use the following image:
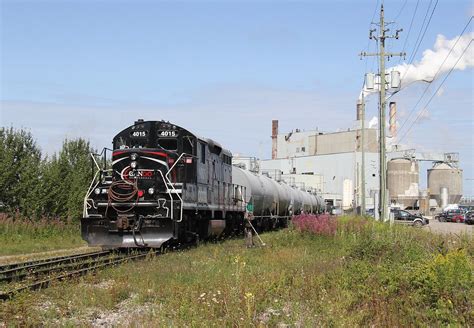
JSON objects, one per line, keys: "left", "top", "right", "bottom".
{"left": 0, "top": 214, "right": 85, "bottom": 256}
{"left": 1, "top": 215, "right": 473, "bottom": 326}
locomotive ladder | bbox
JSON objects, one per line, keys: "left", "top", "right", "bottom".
{"left": 164, "top": 153, "right": 185, "bottom": 223}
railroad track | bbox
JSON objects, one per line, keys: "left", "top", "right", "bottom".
{"left": 0, "top": 249, "right": 157, "bottom": 301}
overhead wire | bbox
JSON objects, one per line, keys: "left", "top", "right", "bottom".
{"left": 394, "top": 0, "right": 408, "bottom": 21}
{"left": 396, "top": 16, "right": 473, "bottom": 139}
{"left": 397, "top": 39, "right": 473, "bottom": 144}
{"left": 360, "top": 0, "right": 380, "bottom": 94}
{"left": 398, "top": 0, "right": 420, "bottom": 64}
{"left": 401, "top": 0, "right": 438, "bottom": 80}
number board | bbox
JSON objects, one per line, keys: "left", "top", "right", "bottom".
{"left": 130, "top": 130, "right": 148, "bottom": 138}
{"left": 158, "top": 130, "right": 178, "bottom": 137}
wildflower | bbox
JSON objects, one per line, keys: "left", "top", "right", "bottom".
{"left": 244, "top": 292, "right": 254, "bottom": 300}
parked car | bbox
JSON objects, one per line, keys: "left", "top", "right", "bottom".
{"left": 436, "top": 209, "right": 465, "bottom": 223}
{"left": 392, "top": 209, "right": 429, "bottom": 227}
{"left": 464, "top": 211, "right": 474, "bottom": 225}
{"left": 460, "top": 205, "right": 474, "bottom": 213}
{"left": 366, "top": 208, "right": 375, "bottom": 218}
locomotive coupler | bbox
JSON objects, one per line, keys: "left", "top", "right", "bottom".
{"left": 116, "top": 216, "right": 131, "bottom": 230}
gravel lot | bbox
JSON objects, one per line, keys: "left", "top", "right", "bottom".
{"left": 423, "top": 218, "right": 473, "bottom": 236}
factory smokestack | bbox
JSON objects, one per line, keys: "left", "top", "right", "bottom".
{"left": 389, "top": 102, "right": 397, "bottom": 138}
{"left": 271, "top": 120, "right": 278, "bottom": 159}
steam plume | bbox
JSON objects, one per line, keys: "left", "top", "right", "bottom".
{"left": 359, "top": 33, "right": 474, "bottom": 99}
{"left": 393, "top": 33, "right": 474, "bottom": 86}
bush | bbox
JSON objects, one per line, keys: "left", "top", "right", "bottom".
{"left": 413, "top": 249, "right": 473, "bottom": 324}
{"left": 292, "top": 214, "right": 337, "bottom": 236}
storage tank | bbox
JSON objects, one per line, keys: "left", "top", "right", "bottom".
{"left": 387, "top": 158, "right": 419, "bottom": 209}
{"left": 440, "top": 187, "right": 449, "bottom": 209}
{"left": 428, "top": 162, "right": 463, "bottom": 206}
{"left": 342, "top": 179, "right": 354, "bottom": 210}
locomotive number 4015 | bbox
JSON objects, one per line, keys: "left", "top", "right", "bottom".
{"left": 130, "top": 131, "right": 147, "bottom": 138}
{"left": 158, "top": 130, "right": 177, "bottom": 137}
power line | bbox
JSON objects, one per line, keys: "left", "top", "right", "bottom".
{"left": 408, "top": 0, "right": 438, "bottom": 63}
{"left": 396, "top": 16, "right": 473, "bottom": 138}
{"left": 402, "top": 0, "right": 438, "bottom": 80}
{"left": 363, "top": 0, "right": 380, "bottom": 82}
{"left": 394, "top": 0, "right": 408, "bottom": 21}
{"left": 398, "top": 39, "right": 473, "bottom": 144}
{"left": 398, "top": 0, "right": 420, "bottom": 64}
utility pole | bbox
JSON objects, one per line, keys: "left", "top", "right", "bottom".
{"left": 359, "top": 5, "right": 405, "bottom": 221}
{"left": 361, "top": 94, "right": 366, "bottom": 215}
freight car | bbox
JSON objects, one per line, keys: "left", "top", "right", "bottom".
{"left": 81, "top": 119, "right": 323, "bottom": 248}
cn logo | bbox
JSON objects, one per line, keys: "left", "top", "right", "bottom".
{"left": 120, "top": 167, "right": 154, "bottom": 181}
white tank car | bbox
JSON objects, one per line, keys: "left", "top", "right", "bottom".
{"left": 280, "top": 182, "right": 295, "bottom": 215}
{"left": 232, "top": 167, "right": 273, "bottom": 216}
{"left": 232, "top": 166, "right": 323, "bottom": 218}
{"left": 268, "top": 178, "right": 291, "bottom": 216}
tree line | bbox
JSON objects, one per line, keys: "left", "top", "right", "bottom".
{"left": 0, "top": 127, "right": 94, "bottom": 220}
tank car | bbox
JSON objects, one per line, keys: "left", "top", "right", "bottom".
{"left": 82, "top": 119, "right": 323, "bottom": 248}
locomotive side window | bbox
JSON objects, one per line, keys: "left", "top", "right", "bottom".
{"left": 158, "top": 138, "right": 178, "bottom": 151}
{"left": 183, "top": 136, "right": 194, "bottom": 155}
{"left": 200, "top": 143, "right": 206, "bottom": 164}
{"left": 222, "top": 154, "right": 231, "bottom": 165}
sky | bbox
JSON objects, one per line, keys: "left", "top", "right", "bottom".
{"left": 1, "top": 0, "right": 473, "bottom": 195}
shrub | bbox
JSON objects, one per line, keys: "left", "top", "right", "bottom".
{"left": 292, "top": 214, "right": 337, "bottom": 236}
{"left": 412, "top": 249, "right": 473, "bottom": 324}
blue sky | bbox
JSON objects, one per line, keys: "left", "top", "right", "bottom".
{"left": 1, "top": 0, "right": 473, "bottom": 194}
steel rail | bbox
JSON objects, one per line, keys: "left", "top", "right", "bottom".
{"left": 0, "top": 251, "right": 122, "bottom": 283}
{"left": 0, "top": 250, "right": 111, "bottom": 279}
{"left": 0, "top": 250, "right": 158, "bottom": 301}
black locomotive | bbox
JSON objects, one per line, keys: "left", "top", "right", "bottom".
{"left": 82, "top": 119, "right": 323, "bottom": 248}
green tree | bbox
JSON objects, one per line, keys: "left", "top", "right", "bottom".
{"left": 0, "top": 127, "right": 42, "bottom": 216}
{"left": 39, "top": 138, "right": 93, "bottom": 219}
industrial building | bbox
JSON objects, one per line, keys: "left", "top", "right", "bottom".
{"left": 233, "top": 102, "right": 463, "bottom": 214}
{"left": 234, "top": 118, "right": 380, "bottom": 210}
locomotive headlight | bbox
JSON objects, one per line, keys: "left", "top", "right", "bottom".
{"left": 130, "top": 161, "right": 137, "bottom": 169}
{"left": 130, "top": 153, "right": 138, "bottom": 161}
{"left": 148, "top": 187, "right": 155, "bottom": 195}
{"left": 94, "top": 188, "right": 101, "bottom": 195}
